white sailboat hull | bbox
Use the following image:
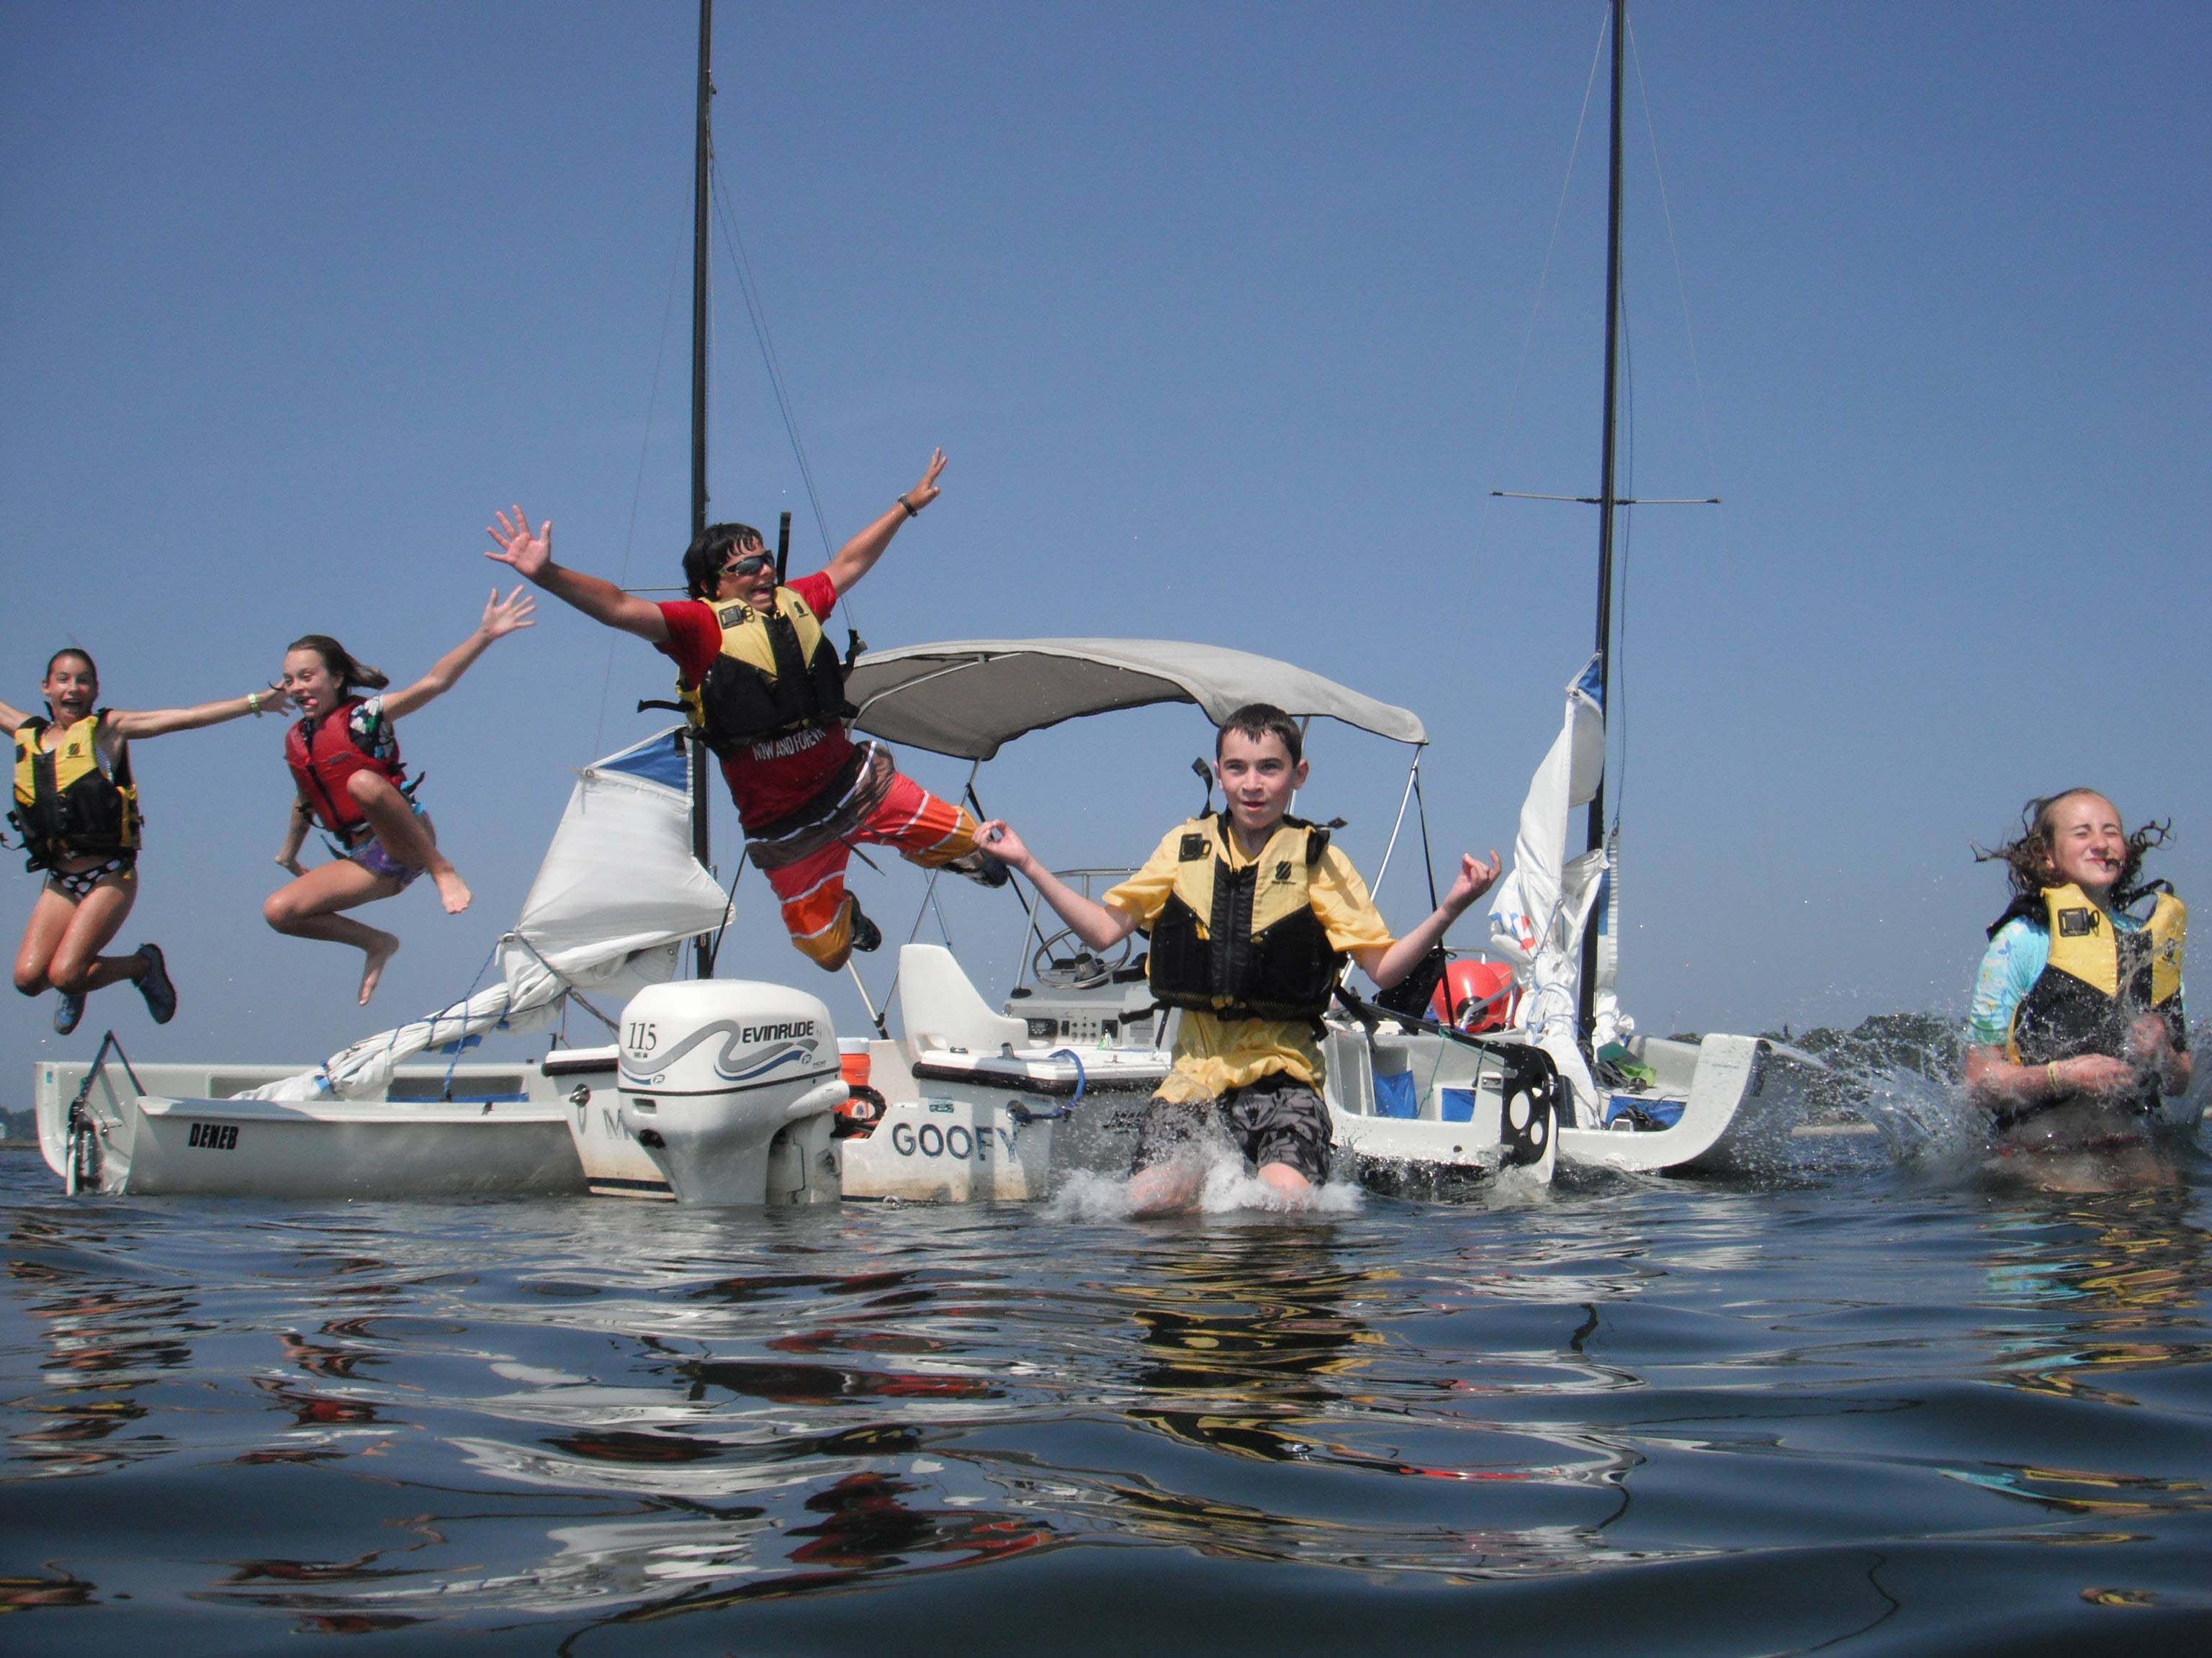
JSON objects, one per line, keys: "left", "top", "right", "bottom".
{"left": 1555, "top": 1033, "right": 1826, "bottom": 1177}
{"left": 1323, "top": 1020, "right": 1560, "bottom": 1191}
{"left": 37, "top": 1059, "right": 589, "bottom": 1199}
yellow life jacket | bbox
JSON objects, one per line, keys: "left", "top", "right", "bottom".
{"left": 1146, "top": 813, "right": 1346, "bottom": 1022}
{"left": 2003, "top": 881, "right": 2186, "bottom": 1106}
{"left": 679, "top": 587, "right": 852, "bottom": 757}
{"left": 9, "top": 712, "right": 140, "bottom": 871}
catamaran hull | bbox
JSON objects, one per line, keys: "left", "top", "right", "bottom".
{"left": 1321, "top": 1019, "right": 1562, "bottom": 1194}
{"left": 1555, "top": 1035, "right": 1826, "bottom": 1177}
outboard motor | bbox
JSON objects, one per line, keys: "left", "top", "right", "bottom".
{"left": 617, "top": 981, "right": 848, "bottom": 1206}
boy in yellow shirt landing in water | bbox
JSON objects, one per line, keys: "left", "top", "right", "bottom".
{"left": 982, "top": 703, "right": 1498, "bottom": 1214}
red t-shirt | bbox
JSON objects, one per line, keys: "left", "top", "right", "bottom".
{"left": 656, "top": 571, "right": 857, "bottom": 832}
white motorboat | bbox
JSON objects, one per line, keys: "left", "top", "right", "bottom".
{"left": 28, "top": 726, "right": 820, "bottom": 1202}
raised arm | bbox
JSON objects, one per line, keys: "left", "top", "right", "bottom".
{"left": 0, "top": 695, "right": 29, "bottom": 739}
{"left": 487, "top": 507, "right": 670, "bottom": 643}
{"left": 1351, "top": 850, "right": 1501, "bottom": 990}
{"left": 105, "top": 684, "right": 289, "bottom": 741}
{"left": 979, "top": 821, "right": 1142, "bottom": 952}
{"left": 379, "top": 587, "right": 537, "bottom": 721}
{"left": 822, "top": 450, "right": 946, "bottom": 596}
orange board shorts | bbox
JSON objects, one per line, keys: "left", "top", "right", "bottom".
{"left": 760, "top": 771, "right": 983, "bottom": 966}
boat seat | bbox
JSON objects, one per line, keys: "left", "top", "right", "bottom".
{"left": 896, "top": 944, "right": 1027, "bottom": 1063}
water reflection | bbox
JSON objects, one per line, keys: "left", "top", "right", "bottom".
{"left": 1984, "top": 1185, "right": 2212, "bottom": 1397}
{"left": 5, "top": 1212, "right": 200, "bottom": 1472}
{"left": 1115, "top": 1232, "right": 1383, "bottom": 1461}
{"left": 1955, "top": 1184, "right": 2212, "bottom": 1532}
{"left": 1093, "top": 1229, "right": 1635, "bottom": 1576}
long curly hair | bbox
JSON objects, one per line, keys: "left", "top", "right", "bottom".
{"left": 1974, "top": 788, "right": 2170, "bottom": 906}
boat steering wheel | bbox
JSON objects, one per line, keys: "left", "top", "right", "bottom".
{"left": 1030, "top": 927, "right": 1135, "bottom": 990}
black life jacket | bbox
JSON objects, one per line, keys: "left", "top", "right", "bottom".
{"left": 1995, "top": 880, "right": 2187, "bottom": 1113}
{"left": 680, "top": 587, "right": 852, "bottom": 758}
{"left": 9, "top": 712, "right": 140, "bottom": 871}
{"left": 1146, "top": 812, "right": 1347, "bottom": 1022}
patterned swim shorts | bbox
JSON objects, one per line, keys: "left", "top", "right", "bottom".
{"left": 1130, "top": 1077, "right": 1332, "bottom": 1185}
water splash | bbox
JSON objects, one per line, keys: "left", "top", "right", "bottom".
{"left": 1850, "top": 1065, "right": 1985, "bottom": 1166}
{"left": 1046, "top": 1156, "right": 1366, "bottom": 1220}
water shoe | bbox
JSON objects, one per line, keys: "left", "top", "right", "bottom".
{"left": 137, "top": 943, "right": 177, "bottom": 1024}
{"left": 847, "top": 898, "right": 883, "bottom": 955}
{"left": 53, "top": 991, "right": 84, "bottom": 1036}
{"left": 948, "top": 848, "right": 1012, "bottom": 888}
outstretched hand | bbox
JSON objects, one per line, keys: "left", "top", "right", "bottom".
{"left": 480, "top": 585, "right": 538, "bottom": 641}
{"left": 976, "top": 819, "right": 1034, "bottom": 875}
{"left": 486, "top": 505, "right": 552, "bottom": 580}
{"left": 1447, "top": 850, "right": 1503, "bottom": 914}
{"left": 904, "top": 449, "right": 948, "bottom": 514}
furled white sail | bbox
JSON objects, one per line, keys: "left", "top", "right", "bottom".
{"left": 1485, "top": 657, "right": 1609, "bottom": 1125}
{"left": 247, "top": 729, "right": 732, "bottom": 1101}
{"left": 1591, "top": 826, "right": 1626, "bottom": 1053}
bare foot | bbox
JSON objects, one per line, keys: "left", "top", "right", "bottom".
{"left": 431, "top": 866, "right": 472, "bottom": 915}
{"left": 358, "top": 932, "right": 400, "bottom": 1005}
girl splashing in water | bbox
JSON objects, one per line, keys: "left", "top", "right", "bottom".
{"left": 265, "top": 588, "right": 534, "bottom": 1004}
{"left": 1966, "top": 788, "right": 2190, "bottom": 1183}
{"left": 6, "top": 649, "right": 282, "bottom": 1034}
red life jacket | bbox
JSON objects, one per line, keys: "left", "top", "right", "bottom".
{"left": 285, "top": 698, "right": 408, "bottom": 836}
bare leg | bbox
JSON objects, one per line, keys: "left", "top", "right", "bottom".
{"left": 17, "top": 874, "right": 143, "bottom": 998}
{"left": 343, "top": 772, "right": 470, "bottom": 915}
{"left": 15, "top": 886, "right": 76, "bottom": 996}
{"left": 1126, "top": 1161, "right": 1208, "bottom": 1216}
{"left": 1254, "top": 1161, "right": 1319, "bottom": 1208}
{"left": 265, "top": 860, "right": 406, "bottom": 1004}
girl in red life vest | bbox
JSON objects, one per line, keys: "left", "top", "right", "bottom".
{"left": 5, "top": 647, "right": 287, "bottom": 1035}
{"left": 265, "top": 588, "right": 534, "bottom": 1006}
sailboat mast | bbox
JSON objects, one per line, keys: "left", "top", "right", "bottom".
{"left": 1578, "top": 0, "right": 1626, "bottom": 1039}
{"left": 688, "top": 0, "right": 718, "bottom": 976}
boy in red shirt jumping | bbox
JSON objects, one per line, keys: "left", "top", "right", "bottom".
{"left": 486, "top": 450, "right": 1001, "bottom": 970}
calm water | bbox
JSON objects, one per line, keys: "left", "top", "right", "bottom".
{"left": 4, "top": 1120, "right": 2211, "bottom": 1656}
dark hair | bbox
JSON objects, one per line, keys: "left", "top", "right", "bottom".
{"left": 286, "top": 634, "right": 390, "bottom": 695}
{"left": 1975, "top": 788, "right": 2169, "bottom": 904}
{"left": 1216, "top": 703, "right": 1303, "bottom": 766}
{"left": 681, "top": 521, "right": 768, "bottom": 601}
{"left": 39, "top": 647, "right": 98, "bottom": 718}
{"left": 43, "top": 648, "right": 97, "bottom": 684}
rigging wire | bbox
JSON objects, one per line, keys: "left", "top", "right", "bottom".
{"left": 1478, "top": 4, "right": 1611, "bottom": 527}
{"left": 592, "top": 224, "right": 690, "bottom": 763}
{"left": 1614, "top": 261, "right": 1633, "bottom": 832}
{"left": 1626, "top": 8, "right": 1726, "bottom": 510}
{"left": 707, "top": 155, "right": 837, "bottom": 562}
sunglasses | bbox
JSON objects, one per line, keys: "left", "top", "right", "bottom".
{"left": 721, "top": 550, "right": 773, "bottom": 580}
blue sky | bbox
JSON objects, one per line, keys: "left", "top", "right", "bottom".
{"left": 3, "top": 0, "right": 2206, "bottom": 1087}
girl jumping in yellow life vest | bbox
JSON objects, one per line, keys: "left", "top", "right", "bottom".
{"left": 1965, "top": 788, "right": 2190, "bottom": 1177}
{"left": 264, "top": 589, "right": 534, "bottom": 1006}
{"left": 4, "top": 648, "right": 286, "bottom": 1035}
